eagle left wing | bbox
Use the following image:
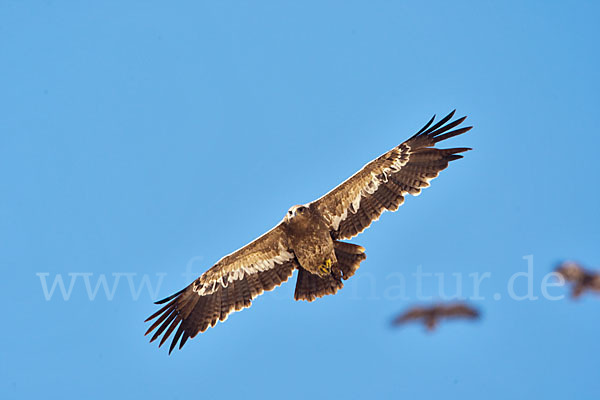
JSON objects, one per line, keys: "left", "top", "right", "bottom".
{"left": 392, "top": 307, "right": 429, "bottom": 325}
{"left": 145, "top": 222, "right": 298, "bottom": 353}
{"left": 555, "top": 261, "right": 585, "bottom": 282}
{"left": 311, "top": 110, "right": 472, "bottom": 240}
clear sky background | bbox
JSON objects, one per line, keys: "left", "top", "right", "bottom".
{"left": 2, "top": 1, "right": 599, "bottom": 399}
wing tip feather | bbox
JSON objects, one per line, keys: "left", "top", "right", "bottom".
{"left": 154, "top": 288, "right": 186, "bottom": 305}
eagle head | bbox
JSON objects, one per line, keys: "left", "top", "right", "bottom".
{"left": 286, "top": 205, "right": 309, "bottom": 222}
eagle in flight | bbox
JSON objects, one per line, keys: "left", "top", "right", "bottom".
{"left": 392, "top": 303, "right": 480, "bottom": 331}
{"left": 146, "top": 110, "right": 472, "bottom": 353}
{"left": 555, "top": 261, "right": 600, "bottom": 298}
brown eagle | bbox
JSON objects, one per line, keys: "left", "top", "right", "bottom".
{"left": 392, "top": 303, "right": 480, "bottom": 331}
{"left": 146, "top": 110, "right": 472, "bottom": 353}
{"left": 555, "top": 261, "right": 600, "bottom": 298}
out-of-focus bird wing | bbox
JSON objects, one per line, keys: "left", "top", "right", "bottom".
{"left": 441, "top": 303, "right": 480, "bottom": 319}
{"left": 392, "top": 307, "right": 429, "bottom": 325}
{"left": 555, "top": 261, "right": 585, "bottom": 282}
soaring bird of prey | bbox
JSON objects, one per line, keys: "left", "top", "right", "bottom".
{"left": 392, "top": 303, "right": 480, "bottom": 331}
{"left": 555, "top": 261, "right": 600, "bottom": 298}
{"left": 145, "top": 110, "right": 472, "bottom": 353}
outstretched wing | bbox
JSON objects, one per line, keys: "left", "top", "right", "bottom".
{"left": 145, "top": 222, "right": 298, "bottom": 353}
{"left": 392, "top": 307, "right": 429, "bottom": 325}
{"left": 312, "top": 110, "right": 472, "bottom": 240}
{"left": 440, "top": 303, "right": 480, "bottom": 319}
{"left": 555, "top": 261, "right": 585, "bottom": 282}
{"left": 589, "top": 275, "right": 600, "bottom": 292}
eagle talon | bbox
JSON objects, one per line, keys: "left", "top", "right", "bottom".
{"left": 318, "top": 259, "right": 333, "bottom": 276}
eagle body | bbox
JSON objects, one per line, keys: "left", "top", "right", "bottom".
{"left": 284, "top": 204, "right": 337, "bottom": 278}
{"left": 145, "top": 110, "right": 473, "bottom": 353}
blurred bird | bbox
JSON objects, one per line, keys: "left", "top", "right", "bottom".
{"left": 392, "top": 303, "right": 480, "bottom": 331}
{"left": 555, "top": 261, "right": 600, "bottom": 298}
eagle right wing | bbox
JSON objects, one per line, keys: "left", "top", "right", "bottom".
{"left": 441, "top": 303, "right": 480, "bottom": 319}
{"left": 145, "top": 222, "right": 298, "bottom": 353}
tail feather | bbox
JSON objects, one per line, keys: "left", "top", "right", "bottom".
{"left": 333, "top": 241, "right": 367, "bottom": 280}
{"left": 294, "top": 241, "right": 367, "bottom": 302}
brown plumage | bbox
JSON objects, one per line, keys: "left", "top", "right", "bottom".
{"left": 145, "top": 110, "right": 472, "bottom": 353}
{"left": 555, "top": 261, "right": 600, "bottom": 298}
{"left": 392, "top": 303, "right": 480, "bottom": 331}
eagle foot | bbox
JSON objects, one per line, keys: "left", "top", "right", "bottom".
{"left": 318, "top": 259, "right": 333, "bottom": 276}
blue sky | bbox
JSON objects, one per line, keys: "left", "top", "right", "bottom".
{"left": 2, "top": 1, "right": 599, "bottom": 399}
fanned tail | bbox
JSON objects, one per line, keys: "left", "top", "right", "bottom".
{"left": 294, "top": 241, "right": 366, "bottom": 302}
